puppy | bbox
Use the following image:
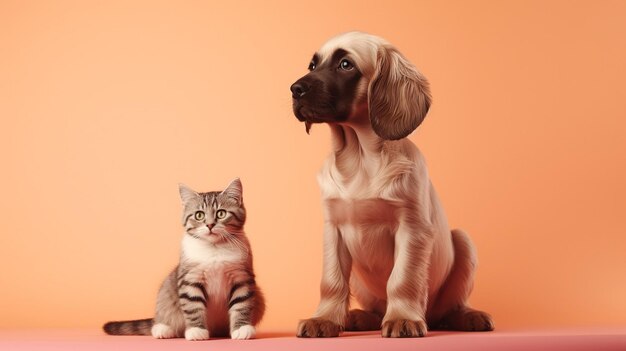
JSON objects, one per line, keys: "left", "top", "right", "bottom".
{"left": 291, "top": 32, "right": 493, "bottom": 338}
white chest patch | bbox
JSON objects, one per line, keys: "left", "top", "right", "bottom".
{"left": 181, "top": 235, "right": 244, "bottom": 266}
{"left": 180, "top": 235, "right": 245, "bottom": 296}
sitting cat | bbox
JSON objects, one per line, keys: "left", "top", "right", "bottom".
{"left": 103, "top": 178, "right": 265, "bottom": 340}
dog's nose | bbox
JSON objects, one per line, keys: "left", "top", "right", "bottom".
{"left": 290, "top": 81, "right": 309, "bottom": 99}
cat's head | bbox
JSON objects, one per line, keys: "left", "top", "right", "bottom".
{"left": 178, "top": 178, "right": 246, "bottom": 244}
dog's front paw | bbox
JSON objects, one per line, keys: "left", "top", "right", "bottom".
{"left": 382, "top": 319, "right": 427, "bottom": 338}
{"left": 297, "top": 318, "right": 343, "bottom": 338}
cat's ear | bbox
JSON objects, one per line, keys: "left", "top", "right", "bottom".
{"left": 222, "top": 178, "right": 243, "bottom": 204}
{"left": 178, "top": 183, "right": 199, "bottom": 203}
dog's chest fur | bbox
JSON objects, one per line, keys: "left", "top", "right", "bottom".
{"left": 328, "top": 196, "right": 398, "bottom": 297}
{"left": 318, "top": 145, "right": 415, "bottom": 296}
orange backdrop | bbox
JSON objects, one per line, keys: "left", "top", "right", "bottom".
{"left": 1, "top": 0, "right": 625, "bottom": 330}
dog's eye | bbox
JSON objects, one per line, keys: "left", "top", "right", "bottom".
{"left": 339, "top": 59, "right": 354, "bottom": 71}
{"left": 308, "top": 61, "right": 316, "bottom": 71}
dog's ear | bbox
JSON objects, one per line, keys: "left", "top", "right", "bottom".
{"left": 368, "top": 46, "right": 431, "bottom": 140}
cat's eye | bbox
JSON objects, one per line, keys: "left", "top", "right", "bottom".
{"left": 339, "top": 59, "right": 353, "bottom": 71}
{"left": 194, "top": 211, "right": 205, "bottom": 221}
{"left": 216, "top": 209, "right": 227, "bottom": 219}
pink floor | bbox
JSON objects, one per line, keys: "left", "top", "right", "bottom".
{"left": 1, "top": 328, "right": 625, "bottom": 351}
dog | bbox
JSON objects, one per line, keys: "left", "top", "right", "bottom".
{"left": 290, "top": 32, "right": 494, "bottom": 338}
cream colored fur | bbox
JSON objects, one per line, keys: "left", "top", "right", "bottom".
{"left": 298, "top": 32, "right": 493, "bottom": 338}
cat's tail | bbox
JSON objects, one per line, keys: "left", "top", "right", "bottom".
{"left": 103, "top": 318, "right": 153, "bottom": 335}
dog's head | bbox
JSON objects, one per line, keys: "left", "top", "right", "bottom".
{"left": 291, "top": 31, "right": 431, "bottom": 140}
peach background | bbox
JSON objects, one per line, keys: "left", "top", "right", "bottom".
{"left": 1, "top": 0, "right": 625, "bottom": 331}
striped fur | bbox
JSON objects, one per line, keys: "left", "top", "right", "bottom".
{"left": 103, "top": 318, "right": 153, "bottom": 335}
{"left": 103, "top": 178, "right": 265, "bottom": 340}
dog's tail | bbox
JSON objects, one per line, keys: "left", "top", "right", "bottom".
{"left": 103, "top": 318, "right": 153, "bottom": 335}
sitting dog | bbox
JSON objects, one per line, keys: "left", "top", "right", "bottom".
{"left": 290, "top": 32, "right": 494, "bottom": 338}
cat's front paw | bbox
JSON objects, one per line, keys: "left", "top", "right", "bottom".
{"left": 231, "top": 325, "right": 256, "bottom": 340}
{"left": 184, "top": 327, "right": 209, "bottom": 341}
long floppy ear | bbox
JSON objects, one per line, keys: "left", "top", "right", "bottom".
{"left": 368, "top": 46, "right": 432, "bottom": 140}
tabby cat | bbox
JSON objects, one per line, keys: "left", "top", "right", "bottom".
{"left": 103, "top": 178, "right": 265, "bottom": 340}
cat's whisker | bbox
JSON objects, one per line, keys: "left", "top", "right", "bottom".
{"left": 104, "top": 179, "right": 264, "bottom": 340}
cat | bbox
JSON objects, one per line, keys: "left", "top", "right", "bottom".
{"left": 103, "top": 178, "right": 265, "bottom": 340}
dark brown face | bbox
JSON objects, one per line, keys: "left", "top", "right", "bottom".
{"left": 290, "top": 49, "right": 363, "bottom": 130}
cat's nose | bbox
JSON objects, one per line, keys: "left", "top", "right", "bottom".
{"left": 207, "top": 223, "right": 215, "bottom": 230}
